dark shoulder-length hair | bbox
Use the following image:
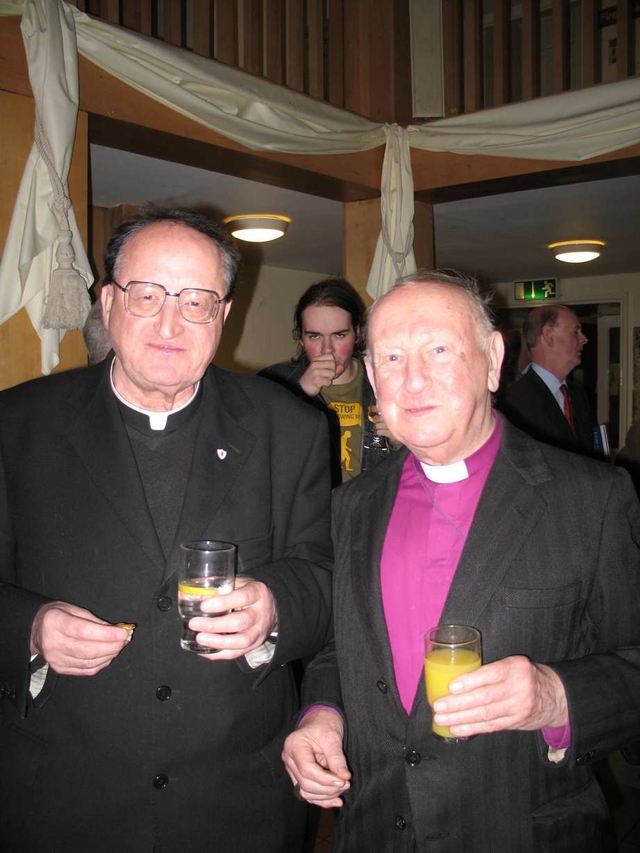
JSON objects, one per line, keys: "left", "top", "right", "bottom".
{"left": 292, "top": 277, "right": 366, "bottom": 357}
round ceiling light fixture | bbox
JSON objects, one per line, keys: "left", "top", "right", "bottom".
{"left": 548, "top": 239, "right": 605, "bottom": 264}
{"left": 223, "top": 214, "right": 291, "bottom": 243}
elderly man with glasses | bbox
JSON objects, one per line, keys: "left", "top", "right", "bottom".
{"left": 0, "top": 208, "right": 333, "bottom": 853}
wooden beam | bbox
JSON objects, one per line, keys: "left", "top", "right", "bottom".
{"left": 442, "top": 0, "right": 462, "bottom": 117}
{"left": 98, "top": 0, "right": 119, "bottom": 25}
{"left": 121, "top": 0, "right": 153, "bottom": 37}
{"left": 191, "top": 0, "right": 212, "bottom": 58}
{"left": 326, "top": 0, "right": 344, "bottom": 108}
{"left": 364, "top": 0, "right": 396, "bottom": 122}
{"left": 463, "top": 0, "right": 483, "bottom": 114}
{"left": 343, "top": 197, "right": 380, "bottom": 302}
{"left": 91, "top": 204, "right": 141, "bottom": 283}
{"left": 492, "top": 0, "right": 509, "bottom": 107}
{"left": 581, "top": 0, "right": 597, "bottom": 87}
{"left": 616, "top": 0, "right": 632, "bottom": 80}
{"left": 521, "top": 0, "right": 539, "bottom": 102}
{"left": 343, "top": 0, "right": 364, "bottom": 115}
{"left": 163, "top": 0, "right": 183, "bottom": 48}
{"left": 551, "top": 0, "right": 568, "bottom": 94}
{"left": 241, "top": 0, "right": 263, "bottom": 76}
{"left": 264, "top": 0, "right": 284, "bottom": 85}
{"left": 306, "top": 0, "right": 324, "bottom": 100}
{"left": 413, "top": 200, "right": 434, "bottom": 269}
{"left": 89, "top": 112, "right": 383, "bottom": 201}
{"left": 215, "top": 0, "right": 238, "bottom": 66}
{"left": 285, "top": 0, "right": 304, "bottom": 92}
{"left": 412, "top": 143, "right": 640, "bottom": 202}
{"left": 392, "top": 0, "right": 413, "bottom": 126}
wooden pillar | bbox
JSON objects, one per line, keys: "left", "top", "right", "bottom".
{"left": 343, "top": 198, "right": 381, "bottom": 306}
{"left": 413, "top": 200, "right": 435, "bottom": 270}
{"left": 343, "top": 197, "right": 435, "bottom": 306}
{"left": 91, "top": 204, "right": 141, "bottom": 286}
{"left": 0, "top": 90, "right": 89, "bottom": 391}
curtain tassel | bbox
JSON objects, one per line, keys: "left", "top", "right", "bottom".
{"left": 41, "top": 229, "right": 91, "bottom": 330}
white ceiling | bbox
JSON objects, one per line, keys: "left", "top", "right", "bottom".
{"left": 90, "top": 144, "right": 640, "bottom": 285}
{"left": 90, "top": 144, "right": 343, "bottom": 276}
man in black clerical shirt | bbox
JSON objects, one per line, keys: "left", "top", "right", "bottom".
{"left": 0, "top": 208, "right": 333, "bottom": 853}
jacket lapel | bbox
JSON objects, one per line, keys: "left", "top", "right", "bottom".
{"left": 348, "top": 451, "right": 408, "bottom": 709}
{"left": 441, "top": 420, "right": 551, "bottom": 628}
{"left": 164, "top": 368, "right": 256, "bottom": 582}
{"left": 64, "top": 362, "right": 166, "bottom": 572}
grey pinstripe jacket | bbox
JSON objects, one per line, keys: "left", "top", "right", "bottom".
{"left": 303, "top": 417, "right": 640, "bottom": 852}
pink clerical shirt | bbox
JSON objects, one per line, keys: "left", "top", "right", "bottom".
{"left": 381, "top": 419, "right": 501, "bottom": 712}
{"left": 380, "top": 416, "right": 569, "bottom": 750}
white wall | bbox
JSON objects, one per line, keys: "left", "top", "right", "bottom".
{"left": 215, "top": 263, "right": 330, "bottom": 373}
{"left": 490, "top": 271, "right": 640, "bottom": 434}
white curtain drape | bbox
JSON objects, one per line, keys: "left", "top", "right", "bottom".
{"left": 0, "top": 0, "right": 92, "bottom": 374}
{"left": 2, "top": 0, "right": 640, "bottom": 371}
{"left": 366, "top": 125, "right": 416, "bottom": 301}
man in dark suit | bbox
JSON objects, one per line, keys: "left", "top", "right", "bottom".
{"left": 500, "top": 303, "right": 594, "bottom": 453}
{"left": 282, "top": 270, "right": 640, "bottom": 852}
{"left": 0, "top": 209, "right": 333, "bottom": 852}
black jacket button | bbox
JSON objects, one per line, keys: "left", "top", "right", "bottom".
{"left": 376, "top": 680, "right": 388, "bottom": 694}
{"left": 576, "top": 754, "right": 584, "bottom": 765}
{"left": 156, "top": 685, "right": 172, "bottom": 701}
{"left": 153, "top": 774, "right": 169, "bottom": 789}
{"left": 395, "top": 815, "right": 407, "bottom": 831}
{"left": 157, "top": 596, "right": 173, "bottom": 611}
{"left": 405, "top": 750, "right": 421, "bottom": 766}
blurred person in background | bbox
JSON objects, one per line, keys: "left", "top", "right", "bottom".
{"left": 261, "top": 277, "right": 399, "bottom": 485}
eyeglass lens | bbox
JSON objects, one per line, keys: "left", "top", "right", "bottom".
{"left": 124, "top": 281, "right": 220, "bottom": 323}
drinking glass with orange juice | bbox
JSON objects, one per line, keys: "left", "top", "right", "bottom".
{"left": 424, "top": 624, "right": 482, "bottom": 743}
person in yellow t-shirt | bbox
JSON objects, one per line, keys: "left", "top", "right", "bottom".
{"left": 260, "top": 278, "right": 399, "bottom": 484}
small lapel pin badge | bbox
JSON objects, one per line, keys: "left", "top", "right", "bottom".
{"left": 217, "top": 448, "right": 227, "bottom": 460}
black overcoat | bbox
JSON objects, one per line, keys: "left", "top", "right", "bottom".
{"left": 0, "top": 358, "right": 333, "bottom": 853}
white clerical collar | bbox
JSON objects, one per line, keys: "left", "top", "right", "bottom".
{"left": 420, "top": 459, "right": 469, "bottom": 483}
{"left": 110, "top": 358, "right": 200, "bottom": 431}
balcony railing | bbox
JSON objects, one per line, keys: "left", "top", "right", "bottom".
{"left": 68, "top": 0, "right": 364, "bottom": 113}
{"left": 66, "top": 1, "right": 640, "bottom": 123}
{"left": 441, "top": 0, "right": 640, "bottom": 117}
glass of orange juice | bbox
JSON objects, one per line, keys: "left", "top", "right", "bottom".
{"left": 424, "top": 624, "right": 482, "bottom": 743}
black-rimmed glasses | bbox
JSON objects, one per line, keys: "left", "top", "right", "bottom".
{"left": 110, "top": 280, "right": 227, "bottom": 324}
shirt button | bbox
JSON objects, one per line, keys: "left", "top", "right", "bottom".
{"left": 376, "top": 680, "right": 388, "bottom": 694}
{"left": 157, "top": 596, "right": 173, "bottom": 611}
{"left": 153, "top": 774, "right": 169, "bottom": 789}
{"left": 395, "top": 815, "right": 407, "bottom": 831}
{"left": 156, "top": 685, "right": 172, "bottom": 701}
{"left": 405, "top": 750, "right": 421, "bottom": 766}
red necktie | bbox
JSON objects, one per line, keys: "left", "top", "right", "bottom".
{"left": 560, "top": 384, "right": 575, "bottom": 433}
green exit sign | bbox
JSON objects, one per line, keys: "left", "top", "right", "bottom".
{"left": 514, "top": 279, "right": 557, "bottom": 301}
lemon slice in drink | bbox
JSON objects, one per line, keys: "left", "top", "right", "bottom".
{"left": 178, "top": 583, "right": 221, "bottom": 597}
